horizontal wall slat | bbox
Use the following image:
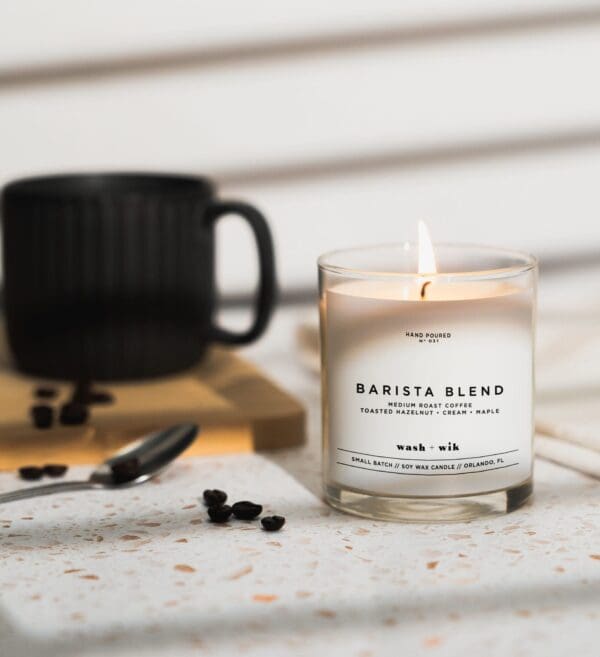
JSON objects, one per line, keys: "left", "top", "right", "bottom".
{"left": 1, "top": 28, "right": 600, "bottom": 178}
{"left": 2, "top": 1, "right": 596, "bottom": 70}
{"left": 215, "top": 148, "right": 600, "bottom": 291}
{"left": 2, "top": 16, "right": 600, "bottom": 293}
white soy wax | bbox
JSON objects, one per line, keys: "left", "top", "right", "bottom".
{"left": 319, "top": 228, "right": 537, "bottom": 522}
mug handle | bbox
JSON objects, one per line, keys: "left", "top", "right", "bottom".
{"left": 206, "top": 200, "right": 277, "bottom": 345}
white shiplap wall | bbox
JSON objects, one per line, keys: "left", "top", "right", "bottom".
{"left": 1, "top": 1, "right": 600, "bottom": 293}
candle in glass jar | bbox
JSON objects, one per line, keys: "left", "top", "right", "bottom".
{"left": 319, "top": 225, "right": 537, "bottom": 522}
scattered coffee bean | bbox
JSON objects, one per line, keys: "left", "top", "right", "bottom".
{"left": 111, "top": 458, "right": 141, "bottom": 484}
{"left": 231, "top": 501, "right": 263, "bottom": 520}
{"left": 208, "top": 504, "right": 232, "bottom": 523}
{"left": 261, "top": 516, "right": 286, "bottom": 532}
{"left": 71, "top": 380, "right": 92, "bottom": 405}
{"left": 43, "top": 464, "right": 68, "bottom": 478}
{"left": 72, "top": 381, "right": 114, "bottom": 405}
{"left": 89, "top": 390, "right": 114, "bottom": 405}
{"left": 59, "top": 402, "right": 89, "bottom": 426}
{"left": 18, "top": 466, "right": 44, "bottom": 481}
{"left": 34, "top": 386, "right": 58, "bottom": 399}
{"left": 203, "top": 489, "right": 227, "bottom": 506}
{"left": 30, "top": 404, "right": 54, "bottom": 429}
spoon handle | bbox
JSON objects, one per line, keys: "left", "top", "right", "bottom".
{"left": 0, "top": 480, "right": 94, "bottom": 504}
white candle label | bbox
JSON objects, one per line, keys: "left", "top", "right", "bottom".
{"left": 324, "top": 288, "right": 533, "bottom": 497}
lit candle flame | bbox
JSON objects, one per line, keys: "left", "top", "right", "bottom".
{"left": 418, "top": 221, "right": 437, "bottom": 274}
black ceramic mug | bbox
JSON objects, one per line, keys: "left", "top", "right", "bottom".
{"left": 1, "top": 173, "right": 276, "bottom": 380}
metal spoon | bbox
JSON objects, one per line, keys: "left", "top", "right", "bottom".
{"left": 0, "top": 423, "right": 199, "bottom": 504}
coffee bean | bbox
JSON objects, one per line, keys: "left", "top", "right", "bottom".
{"left": 18, "top": 466, "right": 44, "bottom": 481}
{"left": 43, "top": 464, "right": 68, "bottom": 478}
{"left": 72, "top": 381, "right": 114, "bottom": 405}
{"left": 203, "top": 489, "right": 227, "bottom": 506}
{"left": 261, "top": 516, "right": 286, "bottom": 532}
{"left": 71, "top": 381, "right": 91, "bottom": 405}
{"left": 208, "top": 505, "right": 232, "bottom": 523}
{"left": 111, "top": 458, "right": 140, "bottom": 484}
{"left": 59, "top": 402, "right": 89, "bottom": 426}
{"left": 89, "top": 390, "right": 114, "bottom": 405}
{"left": 231, "top": 501, "right": 262, "bottom": 520}
{"left": 34, "top": 386, "right": 58, "bottom": 399}
{"left": 30, "top": 404, "right": 54, "bottom": 429}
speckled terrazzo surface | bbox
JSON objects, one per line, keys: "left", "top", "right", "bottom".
{"left": 1, "top": 308, "right": 599, "bottom": 657}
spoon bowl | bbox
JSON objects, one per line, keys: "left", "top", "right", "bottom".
{"left": 90, "top": 423, "right": 199, "bottom": 487}
{"left": 0, "top": 423, "right": 199, "bottom": 503}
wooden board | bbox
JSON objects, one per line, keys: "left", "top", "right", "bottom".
{"left": 0, "top": 347, "right": 305, "bottom": 470}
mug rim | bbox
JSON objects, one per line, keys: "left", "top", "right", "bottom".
{"left": 2, "top": 172, "right": 215, "bottom": 199}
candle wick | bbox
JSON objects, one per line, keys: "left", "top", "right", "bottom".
{"left": 420, "top": 281, "right": 431, "bottom": 299}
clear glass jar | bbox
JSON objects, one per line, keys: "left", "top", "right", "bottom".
{"left": 319, "top": 243, "right": 537, "bottom": 522}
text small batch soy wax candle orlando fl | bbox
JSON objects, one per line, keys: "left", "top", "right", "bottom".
{"left": 318, "top": 223, "right": 537, "bottom": 522}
